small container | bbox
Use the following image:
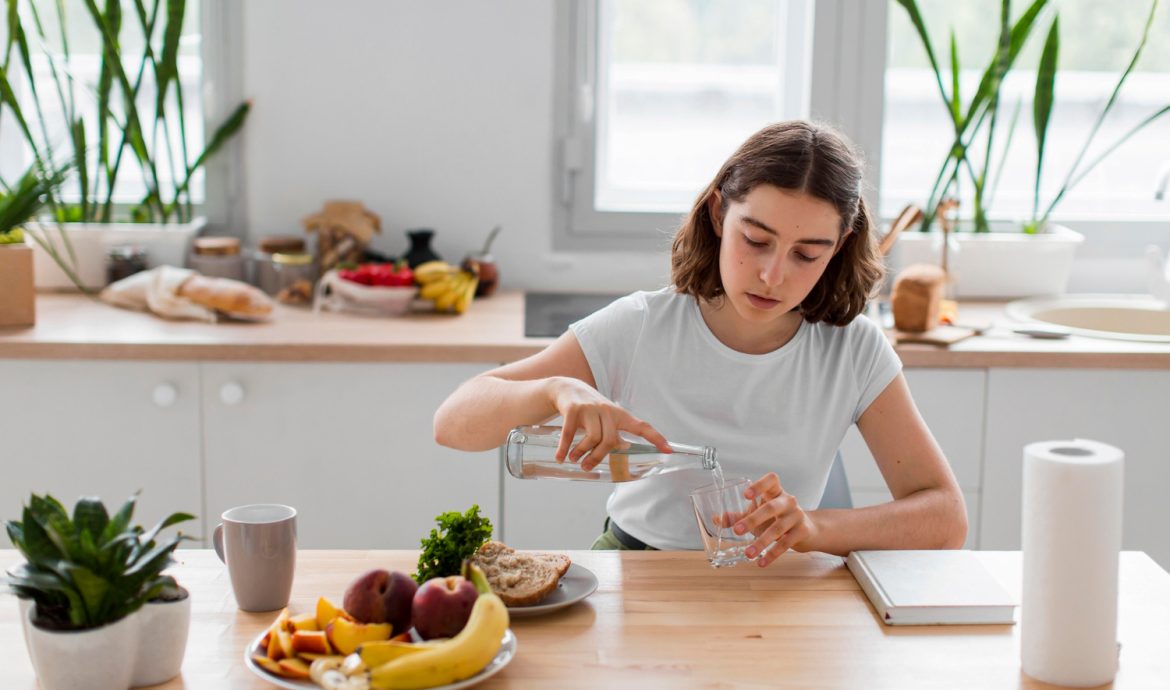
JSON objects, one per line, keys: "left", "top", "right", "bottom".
{"left": 106, "top": 244, "right": 148, "bottom": 284}
{"left": 504, "top": 425, "right": 717, "bottom": 482}
{"left": 189, "top": 236, "right": 246, "bottom": 281}
{"left": 257, "top": 252, "right": 317, "bottom": 305}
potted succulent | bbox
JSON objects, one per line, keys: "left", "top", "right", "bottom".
{"left": 891, "top": 0, "right": 1170, "bottom": 297}
{"left": 2, "top": 0, "right": 250, "bottom": 290}
{"left": 4, "top": 492, "right": 195, "bottom": 690}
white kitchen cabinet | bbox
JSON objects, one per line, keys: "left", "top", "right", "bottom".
{"left": 0, "top": 360, "right": 204, "bottom": 543}
{"left": 839, "top": 368, "right": 986, "bottom": 545}
{"left": 981, "top": 369, "right": 1170, "bottom": 569}
{"left": 201, "top": 362, "right": 498, "bottom": 549}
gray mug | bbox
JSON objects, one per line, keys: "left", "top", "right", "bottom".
{"left": 212, "top": 504, "right": 297, "bottom": 612}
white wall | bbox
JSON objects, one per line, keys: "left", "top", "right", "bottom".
{"left": 241, "top": 0, "right": 673, "bottom": 294}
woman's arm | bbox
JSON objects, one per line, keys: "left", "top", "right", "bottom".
{"left": 803, "top": 372, "right": 968, "bottom": 554}
{"left": 734, "top": 373, "right": 967, "bottom": 565}
{"left": 433, "top": 331, "right": 671, "bottom": 459}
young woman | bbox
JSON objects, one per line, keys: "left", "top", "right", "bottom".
{"left": 434, "top": 120, "right": 967, "bottom": 566}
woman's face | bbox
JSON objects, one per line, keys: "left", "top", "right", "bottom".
{"left": 711, "top": 184, "right": 843, "bottom": 324}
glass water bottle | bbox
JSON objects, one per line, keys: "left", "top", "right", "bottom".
{"left": 505, "top": 425, "right": 718, "bottom": 483}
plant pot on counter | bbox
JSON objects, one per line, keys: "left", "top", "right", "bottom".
{"left": 24, "top": 606, "right": 140, "bottom": 690}
{"left": 891, "top": 223, "right": 1084, "bottom": 298}
{"left": 0, "top": 243, "right": 35, "bottom": 327}
{"left": 19, "top": 590, "right": 191, "bottom": 690}
{"left": 26, "top": 217, "right": 206, "bottom": 291}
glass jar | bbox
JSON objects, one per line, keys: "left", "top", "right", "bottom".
{"left": 256, "top": 252, "right": 316, "bottom": 305}
{"left": 504, "top": 425, "right": 718, "bottom": 483}
{"left": 189, "top": 236, "right": 246, "bottom": 281}
{"left": 106, "top": 244, "right": 148, "bottom": 284}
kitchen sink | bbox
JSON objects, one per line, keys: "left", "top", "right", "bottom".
{"left": 1005, "top": 294, "right": 1170, "bottom": 343}
{"left": 524, "top": 292, "right": 625, "bottom": 338}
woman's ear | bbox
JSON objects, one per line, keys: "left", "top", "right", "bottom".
{"left": 707, "top": 191, "right": 723, "bottom": 237}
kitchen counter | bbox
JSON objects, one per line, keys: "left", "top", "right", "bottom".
{"left": 2, "top": 292, "right": 1170, "bottom": 367}
{"left": 1, "top": 549, "right": 1167, "bottom": 689}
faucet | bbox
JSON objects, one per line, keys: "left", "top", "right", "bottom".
{"left": 1156, "top": 161, "right": 1170, "bottom": 200}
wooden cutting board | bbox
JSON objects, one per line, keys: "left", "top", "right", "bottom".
{"left": 890, "top": 325, "right": 977, "bottom": 346}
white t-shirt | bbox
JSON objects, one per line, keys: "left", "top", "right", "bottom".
{"left": 569, "top": 287, "right": 902, "bottom": 550}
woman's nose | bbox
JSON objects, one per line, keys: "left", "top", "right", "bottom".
{"left": 759, "top": 256, "right": 785, "bottom": 287}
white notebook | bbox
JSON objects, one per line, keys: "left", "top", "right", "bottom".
{"left": 846, "top": 550, "right": 1017, "bottom": 626}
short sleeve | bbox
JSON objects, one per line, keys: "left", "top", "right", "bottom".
{"left": 851, "top": 315, "right": 903, "bottom": 423}
{"left": 567, "top": 292, "right": 648, "bottom": 400}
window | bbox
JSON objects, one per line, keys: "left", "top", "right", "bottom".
{"left": 556, "top": 0, "right": 813, "bottom": 250}
{"left": 0, "top": 0, "right": 205, "bottom": 210}
{"left": 881, "top": 0, "right": 1170, "bottom": 222}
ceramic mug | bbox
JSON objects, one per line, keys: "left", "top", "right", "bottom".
{"left": 212, "top": 504, "right": 297, "bottom": 611}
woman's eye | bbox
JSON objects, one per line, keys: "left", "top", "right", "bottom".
{"left": 795, "top": 253, "right": 819, "bottom": 263}
{"left": 743, "top": 235, "right": 768, "bottom": 248}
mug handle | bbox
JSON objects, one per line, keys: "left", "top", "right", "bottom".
{"left": 212, "top": 523, "right": 225, "bottom": 563}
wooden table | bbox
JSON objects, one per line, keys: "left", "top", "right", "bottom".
{"left": 2, "top": 550, "right": 1168, "bottom": 689}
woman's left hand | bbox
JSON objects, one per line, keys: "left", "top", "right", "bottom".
{"left": 733, "top": 472, "right": 818, "bottom": 567}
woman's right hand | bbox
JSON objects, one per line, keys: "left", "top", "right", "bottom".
{"left": 546, "top": 376, "right": 672, "bottom": 470}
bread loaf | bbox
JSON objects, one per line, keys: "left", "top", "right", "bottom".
{"left": 179, "top": 275, "right": 274, "bottom": 319}
{"left": 891, "top": 263, "right": 946, "bottom": 332}
{"left": 469, "top": 541, "right": 569, "bottom": 607}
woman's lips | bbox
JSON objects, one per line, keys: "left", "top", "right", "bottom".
{"left": 747, "top": 293, "right": 781, "bottom": 309}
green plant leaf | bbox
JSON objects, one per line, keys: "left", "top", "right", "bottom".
{"left": 1041, "top": 0, "right": 1163, "bottom": 223}
{"left": 166, "top": 101, "right": 251, "bottom": 216}
{"left": 1032, "top": 16, "right": 1059, "bottom": 221}
{"left": 99, "top": 493, "right": 138, "bottom": 545}
{"left": 155, "top": 0, "right": 184, "bottom": 114}
{"left": 949, "top": 29, "right": 961, "bottom": 126}
{"left": 72, "top": 497, "right": 110, "bottom": 541}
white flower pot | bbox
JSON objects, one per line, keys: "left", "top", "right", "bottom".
{"left": 131, "top": 592, "right": 191, "bottom": 687}
{"left": 26, "top": 217, "right": 207, "bottom": 291}
{"left": 892, "top": 223, "right": 1084, "bottom": 298}
{"left": 24, "top": 606, "right": 140, "bottom": 690}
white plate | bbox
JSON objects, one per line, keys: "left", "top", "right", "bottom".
{"left": 244, "top": 628, "right": 516, "bottom": 690}
{"left": 506, "top": 563, "right": 599, "bottom": 618}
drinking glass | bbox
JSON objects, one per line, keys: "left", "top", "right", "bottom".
{"left": 690, "top": 477, "right": 760, "bottom": 568}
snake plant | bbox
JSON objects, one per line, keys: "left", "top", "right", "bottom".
{"left": 0, "top": 0, "right": 250, "bottom": 225}
{"left": 5, "top": 492, "right": 194, "bottom": 631}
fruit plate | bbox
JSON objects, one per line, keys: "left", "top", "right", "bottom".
{"left": 244, "top": 628, "right": 517, "bottom": 690}
{"left": 506, "top": 563, "right": 599, "bottom": 618}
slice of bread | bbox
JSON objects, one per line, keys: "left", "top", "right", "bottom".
{"left": 470, "top": 541, "right": 571, "bottom": 607}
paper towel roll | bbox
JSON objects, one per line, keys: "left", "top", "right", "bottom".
{"left": 1021, "top": 439, "right": 1124, "bottom": 687}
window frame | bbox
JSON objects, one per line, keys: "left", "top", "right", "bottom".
{"left": 552, "top": 0, "right": 826, "bottom": 252}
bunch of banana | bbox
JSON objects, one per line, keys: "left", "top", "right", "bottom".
{"left": 368, "top": 562, "right": 509, "bottom": 690}
{"left": 415, "top": 260, "right": 479, "bottom": 314}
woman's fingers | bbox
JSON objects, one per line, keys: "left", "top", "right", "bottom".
{"left": 745, "top": 472, "right": 781, "bottom": 502}
{"left": 750, "top": 515, "right": 810, "bottom": 568}
{"left": 555, "top": 410, "right": 579, "bottom": 462}
{"left": 628, "top": 417, "right": 672, "bottom": 454}
{"left": 569, "top": 412, "right": 603, "bottom": 465}
{"left": 734, "top": 491, "right": 792, "bottom": 536}
{"left": 582, "top": 414, "right": 619, "bottom": 471}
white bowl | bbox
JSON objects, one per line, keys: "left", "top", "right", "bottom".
{"left": 314, "top": 270, "right": 418, "bottom": 316}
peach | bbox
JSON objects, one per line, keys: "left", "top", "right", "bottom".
{"left": 411, "top": 575, "right": 478, "bottom": 640}
{"left": 252, "top": 654, "right": 283, "bottom": 676}
{"left": 315, "top": 596, "right": 351, "bottom": 629}
{"left": 291, "top": 629, "right": 331, "bottom": 655}
{"left": 290, "top": 612, "right": 319, "bottom": 631}
{"left": 343, "top": 569, "right": 418, "bottom": 634}
{"left": 325, "top": 616, "right": 393, "bottom": 655}
{"left": 276, "top": 657, "right": 311, "bottom": 680}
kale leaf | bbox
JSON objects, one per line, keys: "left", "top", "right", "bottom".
{"left": 414, "top": 504, "right": 493, "bottom": 583}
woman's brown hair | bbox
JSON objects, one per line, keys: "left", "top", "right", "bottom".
{"left": 671, "top": 120, "right": 884, "bottom": 326}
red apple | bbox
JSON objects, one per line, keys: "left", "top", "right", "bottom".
{"left": 342, "top": 569, "right": 417, "bottom": 635}
{"left": 411, "top": 575, "right": 479, "bottom": 640}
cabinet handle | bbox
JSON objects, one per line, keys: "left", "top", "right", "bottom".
{"left": 219, "top": 381, "right": 246, "bottom": 406}
{"left": 152, "top": 383, "right": 178, "bottom": 408}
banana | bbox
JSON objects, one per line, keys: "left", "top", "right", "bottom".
{"left": 368, "top": 593, "right": 509, "bottom": 690}
{"left": 413, "top": 261, "right": 453, "bottom": 284}
{"left": 419, "top": 276, "right": 457, "bottom": 301}
{"left": 434, "top": 273, "right": 469, "bottom": 312}
{"left": 452, "top": 273, "right": 479, "bottom": 314}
